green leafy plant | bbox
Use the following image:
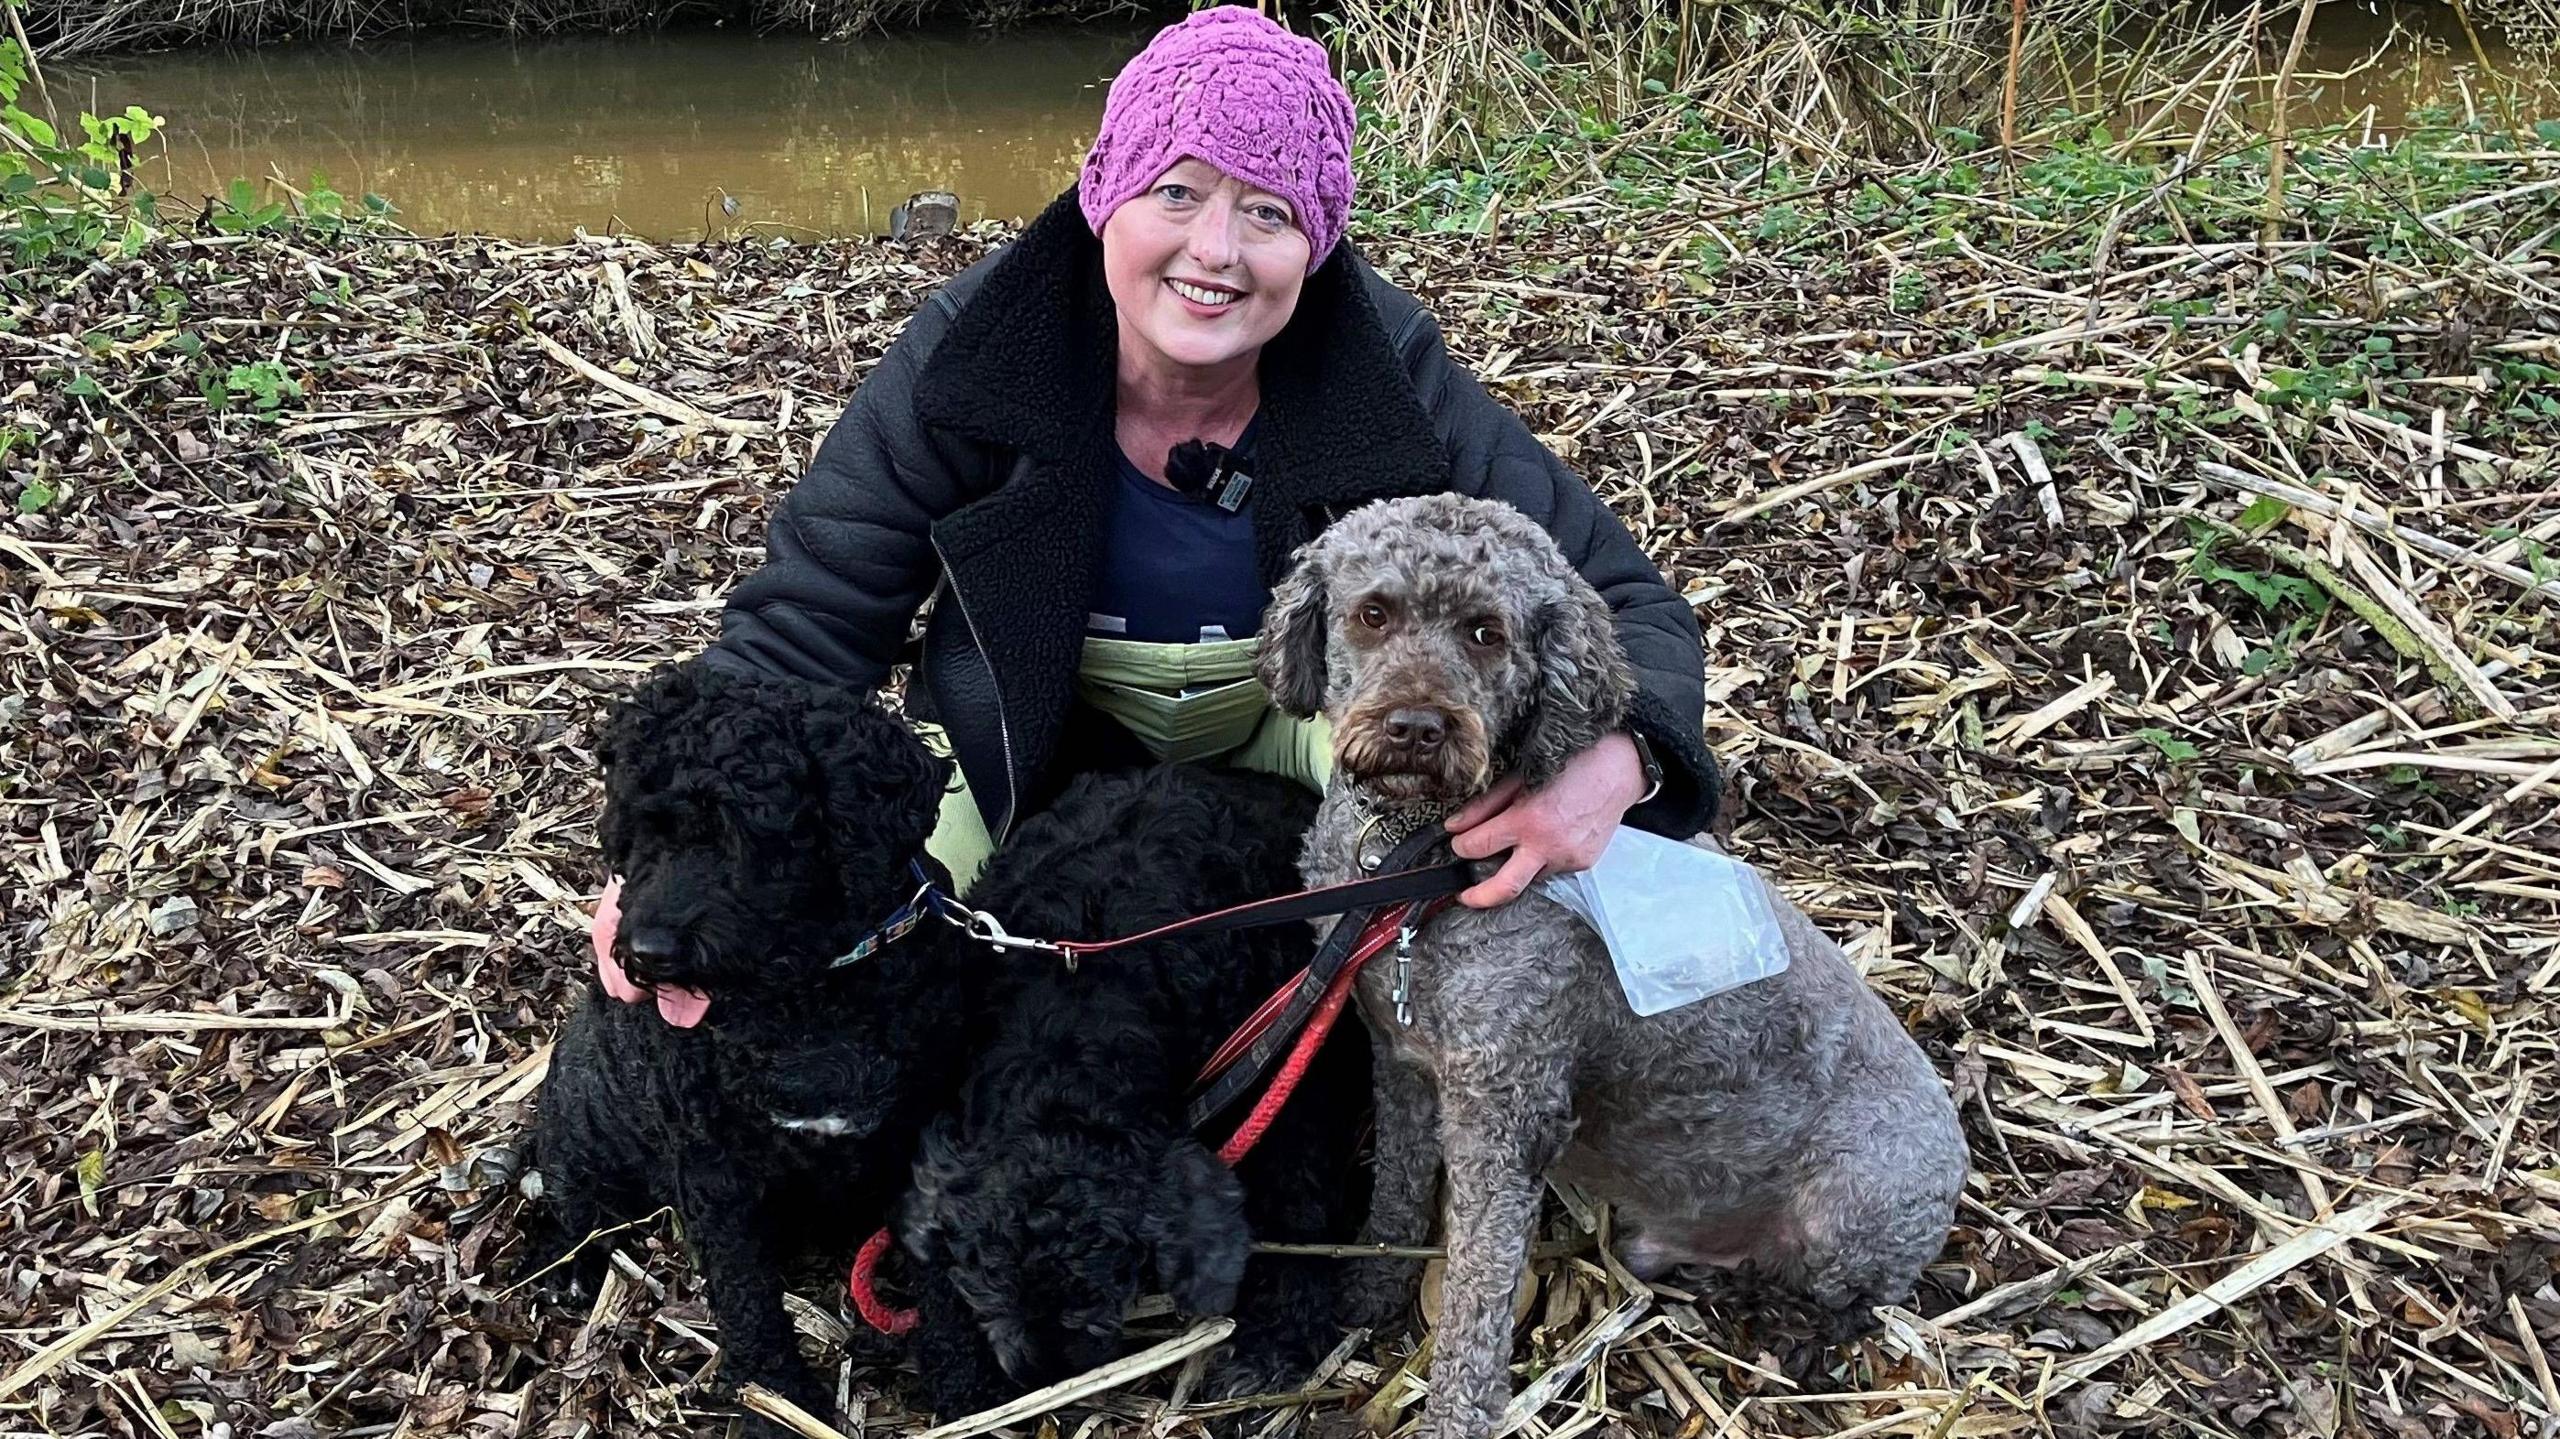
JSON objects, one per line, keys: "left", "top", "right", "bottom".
{"left": 2134, "top": 728, "right": 2200, "bottom": 764}
{"left": 204, "top": 360, "right": 301, "bottom": 415}
{"left": 210, "top": 178, "right": 290, "bottom": 235}
{"left": 2187, "top": 523, "right": 2328, "bottom": 617}
{"left": 2206, "top": 563, "right": 2325, "bottom": 615}
{"left": 2235, "top": 496, "right": 2290, "bottom": 534}
{"left": 1, "top": 11, "right": 165, "bottom": 269}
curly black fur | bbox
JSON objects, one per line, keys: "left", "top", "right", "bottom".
{"left": 519, "top": 660, "right": 977, "bottom": 1430}
{"left": 899, "top": 767, "right": 1369, "bottom": 1415}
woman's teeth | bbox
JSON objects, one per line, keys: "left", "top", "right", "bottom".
{"left": 1169, "top": 280, "right": 1239, "bottom": 308}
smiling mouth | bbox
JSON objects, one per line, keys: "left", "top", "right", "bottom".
{"left": 1167, "top": 278, "right": 1243, "bottom": 309}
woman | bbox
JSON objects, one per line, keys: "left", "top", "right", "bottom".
{"left": 602, "top": 7, "right": 1715, "bottom": 969}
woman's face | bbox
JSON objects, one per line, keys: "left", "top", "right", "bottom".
{"left": 1101, "top": 158, "right": 1313, "bottom": 376}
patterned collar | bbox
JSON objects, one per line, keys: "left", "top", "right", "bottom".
{"left": 828, "top": 859, "right": 962, "bottom": 969}
{"left": 1349, "top": 791, "right": 1456, "bottom": 873}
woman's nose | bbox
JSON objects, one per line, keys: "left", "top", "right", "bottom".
{"left": 1185, "top": 203, "right": 1241, "bottom": 271}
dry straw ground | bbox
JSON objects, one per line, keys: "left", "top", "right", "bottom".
{"left": 5, "top": 123, "right": 2559, "bottom": 1439}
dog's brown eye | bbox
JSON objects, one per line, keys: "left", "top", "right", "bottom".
{"left": 1467, "top": 622, "right": 1503, "bottom": 648}
{"left": 1357, "top": 602, "right": 1389, "bottom": 630}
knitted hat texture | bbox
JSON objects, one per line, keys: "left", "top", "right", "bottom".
{"left": 1078, "top": 6, "right": 1357, "bottom": 270}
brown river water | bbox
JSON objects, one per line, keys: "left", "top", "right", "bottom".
{"left": 54, "top": 26, "right": 1144, "bottom": 240}
{"left": 47, "top": 9, "right": 2560, "bottom": 242}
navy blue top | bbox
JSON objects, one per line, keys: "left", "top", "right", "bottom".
{"left": 1088, "top": 418, "right": 1269, "bottom": 644}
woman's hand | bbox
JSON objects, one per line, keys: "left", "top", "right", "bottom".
{"left": 591, "top": 876, "right": 648, "bottom": 1001}
{"left": 1444, "top": 731, "right": 1646, "bottom": 908}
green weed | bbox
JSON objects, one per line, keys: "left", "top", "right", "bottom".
{"left": 204, "top": 360, "right": 301, "bottom": 415}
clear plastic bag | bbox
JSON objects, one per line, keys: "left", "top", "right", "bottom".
{"left": 1539, "top": 827, "right": 1792, "bottom": 1016}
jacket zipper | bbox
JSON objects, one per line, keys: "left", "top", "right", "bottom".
{"left": 930, "top": 538, "right": 1019, "bottom": 843}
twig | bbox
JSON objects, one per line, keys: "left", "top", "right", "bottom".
{"left": 2264, "top": 0, "right": 2325, "bottom": 244}
{"left": 1709, "top": 452, "right": 1932, "bottom": 529}
{"left": 1497, "top": 1288, "right": 1654, "bottom": 1437}
{"left": 2182, "top": 512, "right": 2501, "bottom": 717}
{"left": 2330, "top": 525, "right": 2518, "bottom": 721}
{"left": 2057, "top": 1197, "right": 2401, "bottom": 1387}
{"left": 919, "top": 1319, "right": 1236, "bottom": 1439}
{"left": 1251, "top": 1239, "right": 1586, "bottom": 1260}
{"left": 528, "top": 331, "right": 771, "bottom": 436}
{"left": 2195, "top": 461, "right": 2560, "bottom": 602}
{"left": 741, "top": 1386, "right": 854, "bottom": 1439}
{"left": 0, "top": 1001, "right": 352, "bottom": 1033}
{"left": 2184, "top": 951, "right": 2334, "bottom": 1224}
{"left": 2511, "top": 1292, "right": 2560, "bottom": 1418}
{"left": 1999, "top": 0, "right": 2026, "bottom": 153}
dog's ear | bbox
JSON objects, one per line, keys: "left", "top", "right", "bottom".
{"left": 800, "top": 690, "right": 954, "bottom": 872}
{"left": 593, "top": 665, "right": 691, "bottom": 859}
{"left": 595, "top": 665, "right": 682, "bottom": 777}
{"left": 1516, "top": 586, "right": 1636, "bottom": 790}
{"left": 1145, "top": 1140, "right": 1249, "bottom": 1315}
{"left": 1256, "top": 548, "right": 1333, "bottom": 718}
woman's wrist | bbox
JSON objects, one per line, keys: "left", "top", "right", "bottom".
{"left": 1622, "top": 729, "right": 1663, "bottom": 808}
{"left": 1587, "top": 731, "right": 1649, "bottom": 815}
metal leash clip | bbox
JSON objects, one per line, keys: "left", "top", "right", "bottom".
{"left": 948, "top": 904, "right": 1066, "bottom": 958}
{"left": 1391, "top": 916, "right": 1420, "bottom": 1026}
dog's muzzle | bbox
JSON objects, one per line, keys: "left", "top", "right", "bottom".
{"left": 1334, "top": 699, "right": 1490, "bottom": 799}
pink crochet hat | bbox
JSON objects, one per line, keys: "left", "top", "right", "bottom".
{"left": 1078, "top": 6, "right": 1358, "bottom": 272}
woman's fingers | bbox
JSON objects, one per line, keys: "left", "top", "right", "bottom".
{"left": 1448, "top": 809, "right": 1517, "bottom": 861}
{"left": 1459, "top": 847, "right": 1546, "bottom": 909}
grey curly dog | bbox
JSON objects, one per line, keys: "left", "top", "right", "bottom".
{"left": 1257, "top": 494, "right": 1967, "bottom": 1439}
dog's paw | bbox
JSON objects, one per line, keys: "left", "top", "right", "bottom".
{"left": 510, "top": 1227, "right": 610, "bottom": 1307}
{"left": 1203, "top": 1346, "right": 1309, "bottom": 1403}
{"left": 918, "top": 1363, "right": 1014, "bottom": 1422}
{"left": 1336, "top": 1260, "right": 1419, "bottom": 1334}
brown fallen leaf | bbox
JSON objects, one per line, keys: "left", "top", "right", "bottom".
{"left": 2162, "top": 1064, "right": 2219, "bottom": 1122}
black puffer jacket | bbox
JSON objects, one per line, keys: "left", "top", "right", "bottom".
{"left": 710, "top": 190, "right": 1717, "bottom": 844}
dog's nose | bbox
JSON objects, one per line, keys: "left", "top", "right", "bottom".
{"left": 1383, "top": 707, "right": 1448, "bottom": 753}
{"left": 625, "top": 925, "right": 682, "bottom": 974}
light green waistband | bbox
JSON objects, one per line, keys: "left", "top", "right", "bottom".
{"left": 1077, "top": 635, "right": 1270, "bottom": 764}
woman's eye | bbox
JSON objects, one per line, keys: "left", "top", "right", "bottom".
{"left": 1467, "top": 623, "right": 1503, "bottom": 648}
{"left": 1357, "top": 602, "right": 1388, "bottom": 630}
{"left": 1250, "top": 204, "right": 1290, "bottom": 228}
{"left": 1158, "top": 184, "right": 1195, "bottom": 203}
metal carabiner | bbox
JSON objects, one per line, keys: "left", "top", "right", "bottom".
{"left": 958, "top": 906, "right": 1065, "bottom": 957}
{"left": 1391, "top": 917, "right": 1420, "bottom": 1026}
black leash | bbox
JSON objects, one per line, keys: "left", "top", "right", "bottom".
{"left": 1185, "top": 827, "right": 1460, "bottom": 1129}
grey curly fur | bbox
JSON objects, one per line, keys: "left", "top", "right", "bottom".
{"left": 1258, "top": 495, "right": 1968, "bottom": 1439}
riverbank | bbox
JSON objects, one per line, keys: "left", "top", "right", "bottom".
{"left": 6, "top": 106, "right": 2560, "bottom": 1439}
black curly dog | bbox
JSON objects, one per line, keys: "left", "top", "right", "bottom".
{"left": 900, "top": 766, "right": 1370, "bottom": 1415}
{"left": 520, "top": 661, "right": 973, "bottom": 1430}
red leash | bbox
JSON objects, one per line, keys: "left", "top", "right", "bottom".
{"left": 848, "top": 895, "right": 1446, "bottom": 1334}
{"left": 850, "top": 1227, "right": 916, "bottom": 1336}
{"left": 1213, "top": 900, "right": 1429, "bottom": 1163}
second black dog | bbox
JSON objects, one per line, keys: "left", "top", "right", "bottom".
{"left": 900, "top": 766, "right": 1369, "bottom": 1414}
